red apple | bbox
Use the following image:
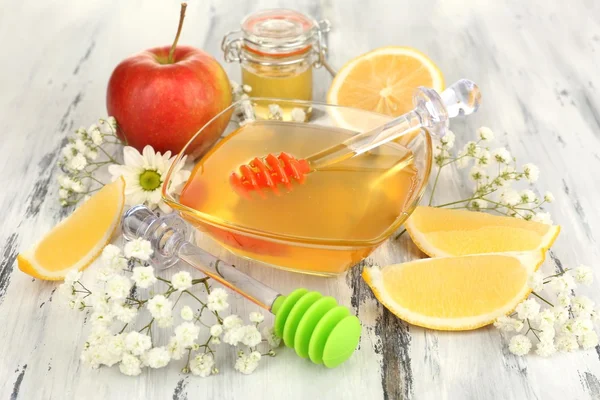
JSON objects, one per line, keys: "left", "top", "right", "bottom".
{"left": 106, "top": 4, "right": 232, "bottom": 156}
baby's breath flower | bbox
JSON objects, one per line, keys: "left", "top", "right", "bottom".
{"left": 535, "top": 340, "right": 556, "bottom": 357}
{"left": 124, "top": 238, "right": 153, "bottom": 261}
{"left": 492, "top": 147, "right": 511, "bottom": 164}
{"left": 572, "top": 296, "right": 595, "bottom": 318}
{"left": 580, "top": 331, "right": 599, "bottom": 349}
{"left": 477, "top": 150, "right": 491, "bottom": 166}
{"left": 119, "top": 353, "right": 142, "bottom": 376}
{"left": 462, "top": 141, "right": 479, "bottom": 157}
{"left": 539, "top": 327, "right": 556, "bottom": 342}
{"left": 543, "top": 192, "right": 555, "bottom": 203}
{"left": 291, "top": 107, "right": 307, "bottom": 122}
{"left": 210, "top": 324, "right": 223, "bottom": 338}
{"left": 508, "top": 334, "right": 532, "bottom": 356}
{"left": 557, "top": 292, "right": 572, "bottom": 307}
{"left": 515, "top": 298, "right": 540, "bottom": 320}
{"left": 68, "top": 154, "right": 88, "bottom": 171}
{"left": 523, "top": 163, "right": 540, "bottom": 183}
{"left": 470, "top": 199, "right": 488, "bottom": 210}
{"left": 241, "top": 325, "right": 262, "bottom": 347}
{"left": 500, "top": 189, "right": 520, "bottom": 206}
{"left": 64, "top": 270, "right": 82, "bottom": 286}
{"left": 223, "top": 326, "right": 245, "bottom": 346}
{"left": 124, "top": 331, "right": 152, "bottom": 356}
{"left": 147, "top": 295, "right": 173, "bottom": 319}
{"left": 106, "top": 275, "right": 132, "bottom": 300}
{"left": 90, "top": 311, "right": 114, "bottom": 327}
{"left": 190, "top": 353, "right": 214, "bottom": 377}
{"left": 528, "top": 271, "right": 544, "bottom": 292}
{"left": 469, "top": 166, "right": 486, "bottom": 182}
{"left": 262, "top": 326, "right": 282, "bottom": 348}
{"left": 572, "top": 265, "right": 593, "bottom": 285}
{"left": 556, "top": 334, "right": 579, "bottom": 352}
{"left": 167, "top": 337, "right": 186, "bottom": 360}
{"left": 112, "top": 303, "right": 137, "bottom": 324}
{"left": 235, "top": 351, "right": 262, "bottom": 375}
{"left": 268, "top": 104, "right": 283, "bottom": 120}
{"left": 440, "top": 131, "right": 455, "bottom": 148}
{"left": 552, "top": 306, "right": 569, "bottom": 324}
{"left": 520, "top": 190, "right": 537, "bottom": 204}
{"left": 174, "top": 322, "right": 200, "bottom": 347}
{"left": 249, "top": 312, "right": 264, "bottom": 324}
{"left": 207, "top": 288, "right": 229, "bottom": 311}
{"left": 180, "top": 306, "right": 194, "bottom": 321}
{"left": 131, "top": 266, "right": 157, "bottom": 289}
{"left": 550, "top": 274, "right": 576, "bottom": 292}
{"left": 477, "top": 126, "right": 494, "bottom": 141}
{"left": 223, "top": 315, "right": 243, "bottom": 330}
{"left": 536, "top": 309, "right": 556, "bottom": 329}
{"left": 142, "top": 346, "right": 170, "bottom": 369}
{"left": 171, "top": 271, "right": 193, "bottom": 291}
{"left": 494, "top": 316, "right": 524, "bottom": 332}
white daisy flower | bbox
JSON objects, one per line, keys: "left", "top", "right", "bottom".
{"left": 108, "top": 145, "right": 191, "bottom": 213}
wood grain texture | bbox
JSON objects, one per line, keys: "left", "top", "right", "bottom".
{"left": 1, "top": 0, "right": 600, "bottom": 399}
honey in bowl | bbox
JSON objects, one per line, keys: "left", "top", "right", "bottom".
{"left": 179, "top": 120, "right": 419, "bottom": 275}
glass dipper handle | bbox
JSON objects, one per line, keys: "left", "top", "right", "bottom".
{"left": 121, "top": 206, "right": 362, "bottom": 368}
{"left": 308, "top": 79, "right": 481, "bottom": 170}
{"left": 121, "top": 205, "right": 281, "bottom": 311}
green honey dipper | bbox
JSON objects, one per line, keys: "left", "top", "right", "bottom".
{"left": 122, "top": 205, "right": 362, "bottom": 368}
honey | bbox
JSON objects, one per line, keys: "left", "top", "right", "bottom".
{"left": 222, "top": 9, "right": 331, "bottom": 106}
{"left": 179, "top": 120, "right": 419, "bottom": 275}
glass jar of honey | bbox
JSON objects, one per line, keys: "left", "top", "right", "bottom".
{"left": 221, "top": 9, "right": 332, "bottom": 109}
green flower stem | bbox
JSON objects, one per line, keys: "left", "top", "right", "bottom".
{"left": 531, "top": 291, "right": 554, "bottom": 307}
{"left": 96, "top": 145, "right": 118, "bottom": 164}
{"left": 428, "top": 167, "right": 443, "bottom": 206}
{"left": 119, "top": 323, "right": 129, "bottom": 334}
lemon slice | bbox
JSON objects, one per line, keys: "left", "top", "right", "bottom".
{"left": 405, "top": 206, "right": 559, "bottom": 267}
{"left": 363, "top": 252, "right": 542, "bottom": 331}
{"left": 327, "top": 46, "right": 444, "bottom": 130}
{"left": 18, "top": 177, "right": 125, "bottom": 280}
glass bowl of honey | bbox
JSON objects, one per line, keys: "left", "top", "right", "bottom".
{"left": 162, "top": 98, "right": 432, "bottom": 276}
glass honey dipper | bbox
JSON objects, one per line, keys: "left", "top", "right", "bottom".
{"left": 230, "top": 79, "right": 481, "bottom": 197}
{"left": 122, "top": 205, "right": 362, "bottom": 368}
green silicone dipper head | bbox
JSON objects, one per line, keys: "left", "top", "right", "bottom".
{"left": 271, "top": 288, "right": 362, "bottom": 368}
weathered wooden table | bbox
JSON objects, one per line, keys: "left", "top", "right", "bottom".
{"left": 2, "top": 1, "right": 600, "bottom": 399}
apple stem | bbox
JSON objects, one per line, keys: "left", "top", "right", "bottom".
{"left": 168, "top": 2, "right": 188, "bottom": 64}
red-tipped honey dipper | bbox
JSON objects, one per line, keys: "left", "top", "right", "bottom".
{"left": 230, "top": 79, "right": 481, "bottom": 197}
